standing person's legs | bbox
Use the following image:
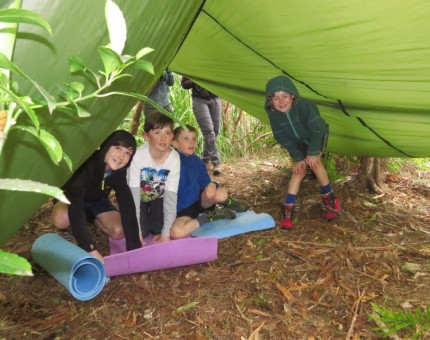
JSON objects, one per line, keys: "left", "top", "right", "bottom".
{"left": 143, "top": 104, "right": 172, "bottom": 119}
{"left": 192, "top": 97, "right": 216, "bottom": 163}
{"left": 207, "top": 97, "right": 222, "bottom": 166}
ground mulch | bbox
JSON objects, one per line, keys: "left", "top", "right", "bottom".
{"left": 1, "top": 154, "right": 429, "bottom": 339}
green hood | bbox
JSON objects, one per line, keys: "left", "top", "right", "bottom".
{"left": 265, "top": 76, "right": 300, "bottom": 98}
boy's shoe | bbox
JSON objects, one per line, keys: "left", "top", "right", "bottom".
{"left": 203, "top": 159, "right": 212, "bottom": 170}
{"left": 204, "top": 207, "right": 236, "bottom": 222}
{"left": 321, "top": 191, "right": 341, "bottom": 221}
{"left": 222, "top": 197, "right": 249, "bottom": 212}
{"left": 213, "top": 163, "right": 223, "bottom": 175}
{"left": 280, "top": 203, "right": 295, "bottom": 230}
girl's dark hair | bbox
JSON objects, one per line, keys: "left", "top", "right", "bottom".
{"left": 113, "top": 140, "right": 135, "bottom": 149}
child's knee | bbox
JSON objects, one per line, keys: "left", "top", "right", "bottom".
{"left": 170, "top": 226, "right": 185, "bottom": 239}
{"left": 109, "top": 225, "right": 124, "bottom": 240}
{"left": 51, "top": 202, "right": 70, "bottom": 229}
{"left": 51, "top": 211, "right": 69, "bottom": 229}
{"left": 215, "top": 188, "right": 228, "bottom": 203}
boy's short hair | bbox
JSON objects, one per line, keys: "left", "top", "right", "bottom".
{"left": 143, "top": 112, "right": 174, "bottom": 133}
{"left": 173, "top": 124, "right": 197, "bottom": 140}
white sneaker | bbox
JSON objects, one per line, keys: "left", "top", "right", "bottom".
{"left": 213, "top": 163, "right": 223, "bottom": 175}
{"left": 203, "top": 159, "right": 212, "bottom": 170}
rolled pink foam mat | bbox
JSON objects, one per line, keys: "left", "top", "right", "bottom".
{"left": 104, "top": 236, "right": 218, "bottom": 277}
{"left": 109, "top": 237, "right": 127, "bottom": 255}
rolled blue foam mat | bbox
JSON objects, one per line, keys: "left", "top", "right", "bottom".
{"left": 31, "top": 233, "right": 107, "bottom": 301}
{"left": 191, "top": 210, "right": 275, "bottom": 239}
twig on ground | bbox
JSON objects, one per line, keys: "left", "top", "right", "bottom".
{"left": 345, "top": 287, "right": 365, "bottom": 340}
{"left": 247, "top": 321, "right": 265, "bottom": 340}
{"left": 307, "top": 290, "right": 330, "bottom": 311}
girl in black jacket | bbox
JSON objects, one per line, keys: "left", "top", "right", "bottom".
{"left": 51, "top": 130, "right": 141, "bottom": 262}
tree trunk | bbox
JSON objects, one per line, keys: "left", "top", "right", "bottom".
{"left": 129, "top": 100, "right": 144, "bottom": 135}
{"left": 357, "top": 157, "right": 388, "bottom": 193}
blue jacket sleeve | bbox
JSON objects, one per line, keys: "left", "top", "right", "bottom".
{"left": 197, "top": 158, "right": 212, "bottom": 190}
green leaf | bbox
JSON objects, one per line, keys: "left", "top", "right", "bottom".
{"left": 62, "top": 153, "right": 73, "bottom": 172}
{"left": 0, "top": 8, "right": 52, "bottom": 35}
{"left": 38, "top": 128, "right": 64, "bottom": 164}
{"left": 176, "top": 301, "right": 199, "bottom": 313}
{"left": 62, "top": 82, "right": 85, "bottom": 101}
{"left": 29, "top": 80, "right": 57, "bottom": 113}
{"left": 1, "top": 86, "right": 40, "bottom": 130}
{"left": 120, "top": 54, "right": 133, "bottom": 63}
{"left": 0, "top": 51, "right": 57, "bottom": 113}
{"left": 75, "top": 105, "right": 91, "bottom": 118}
{"left": 62, "top": 92, "right": 91, "bottom": 118}
{"left": 105, "top": 0, "right": 127, "bottom": 54}
{"left": 14, "top": 126, "right": 63, "bottom": 165}
{"left": 98, "top": 46, "right": 123, "bottom": 76}
{"left": 0, "top": 178, "right": 69, "bottom": 203}
{"left": 68, "top": 56, "right": 87, "bottom": 73}
{"left": 101, "top": 90, "right": 186, "bottom": 130}
{"left": 67, "top": 82, "right": 85, "bottom": 96}
{"left": 134, "top": 60, "right": 154, "bottom": 75}
{"left": 0, "top": 250, "right": 33, "bottom": 276}
{"left": 0, "top": 50, "right": 28, "bottom": 78}
{"left": 135, "top": 47, "right": 154, "bottom": 60}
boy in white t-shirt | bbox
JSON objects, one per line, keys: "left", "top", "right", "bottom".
{"left": 128, "top": 112, "right": 180, "bottom": 243}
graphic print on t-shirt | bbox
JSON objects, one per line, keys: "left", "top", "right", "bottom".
{"left": 140, "top": 167, "right": 171, "bottom": 202}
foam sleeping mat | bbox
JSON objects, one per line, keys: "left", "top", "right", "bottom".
{"left": 31, "top": 233, "right": 106, "bottom": 301}
{"left": 191, "top": 210, "right": 275, "bottom": 239}
{"left": 104, "top": 236, "right": 218, "bottom": 277}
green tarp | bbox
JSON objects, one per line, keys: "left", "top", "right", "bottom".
{"left": 1, "top": 0, "right": 430, "bottom": 246}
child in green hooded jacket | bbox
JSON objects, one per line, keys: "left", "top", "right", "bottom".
{"left": 264, "top": 75, "right": 340, "bottom": 229}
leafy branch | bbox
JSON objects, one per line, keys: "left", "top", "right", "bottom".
{"left": 369, "top": 302, "right": 430, "bottom": 339}
{"left": 0, "top": 0, "right": 174, "bottom": 276}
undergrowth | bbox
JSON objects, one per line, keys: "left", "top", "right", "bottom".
{"left": 370, "top": 302, "right": 430, "bottom": 339}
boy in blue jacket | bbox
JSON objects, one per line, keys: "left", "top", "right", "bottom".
{"left": 170, "top": 125, "right": 248, "bottom": 239}
{"left": 264, "top": 75, "right": 340, "bottom": 229}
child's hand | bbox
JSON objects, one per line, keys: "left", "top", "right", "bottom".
{"left": 293, "top": 161, "right": 306, "bottom": 175}
{"left": 203, "top": 182, "right": 216, "bottom": 199}
{"left": 305, "top": 155, "right": 320, "bottom": 171}
{"left": 89, "top": 250, "right": 105, "bottom": 264}
{"left": 139, "top": 235, "right": 146, "bottom": 246}
{"left": 153, "top": 235, "right": 170, "bottom": 243}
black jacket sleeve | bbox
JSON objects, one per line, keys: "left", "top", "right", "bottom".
{"left": 111, "top": 171, "right": 141, "bottom": 251}
{"left": 64, "top": 169, "right": 95, "bottom": 252}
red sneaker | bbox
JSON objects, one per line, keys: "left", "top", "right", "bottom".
{"left": 321, "top": 191, "right": 341, "bottom": 221}
{"left": 280, "top": 204, "right": 295, "bottom": 230}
